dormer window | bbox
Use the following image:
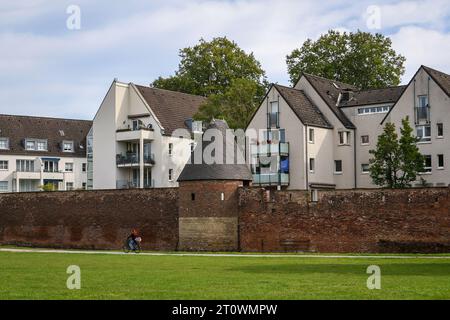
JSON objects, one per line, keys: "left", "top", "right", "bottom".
{"left": 25, "top": 139, "right": 47, "bottom": 151}
{"left": 63, "top": 140, "right": 74, "bottom": 152}
{"left": 0, "top": 137, "right": 9, "bottom": 150}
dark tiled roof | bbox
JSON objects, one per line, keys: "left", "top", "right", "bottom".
{"left": 0, "top": 114, "right": 92, "bottom": 157}
{"left": 274, "top": 84, "right": 332, "bottom": 129}
{"left": 303, "top": 74, "right": 356, "bottom": 129}
{"left": 339, "top": 86, "right": 406, "bottom": 107}
{"left": 422, "top": 66, "right": 450, "bottom": 97}
{"left": 135, "top": 85, "right": 207, "bottom": 135}
{"left": 178, "top": 120, "right": 253, "bottom": 182}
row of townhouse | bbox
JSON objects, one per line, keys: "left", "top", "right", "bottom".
{"left": 0, "top": 115, "right": 91, "bottom": 192}
{"left": 245, "top": 65, "right": 450, "bottom": 192}
{"left": 1, "top": 65, "right": 449, "bottom": 193}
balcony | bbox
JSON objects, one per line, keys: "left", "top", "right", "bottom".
{"left": 116, "top": 179, "right": 155, "bottom": 189}
{"left": 116, "top": 153, "right": 155, "bottom": 167}
{"left": 250, "top": 142, "right": 289, "bottom": 156}
{"left": 13, "top": 170, "right": 64, "bottom": 181}
{"left": 116, "top": 128, "right": 154, "bottom": 142}
{"left": 252, "top": 173, "right": 289, "bottom": 186}
{"left": 415, "top": 106, "right": 430, "bottom": 124}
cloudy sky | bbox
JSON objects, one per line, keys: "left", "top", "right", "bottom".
{"left": 1, "top": 0, "right": 450, "bottom": 120}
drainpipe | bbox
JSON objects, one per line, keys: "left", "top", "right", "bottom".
{"left": 139, "top": 137, "right": 144, "bottom": 189}
{"left": 353, "top": 129, "right": 357, "bottom": 189}
{"left": 305, "top": 125, "right": 309, "bottom": 191}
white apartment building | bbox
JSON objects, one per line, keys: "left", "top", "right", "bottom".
{"left": 246, "top": 65, "right": 450, "bottom": 190}
{"left": 91, "top": 80, "right": 206, "bottom": 189}
{"left": 0, "top": 115, "right": 91, "bottom": 192}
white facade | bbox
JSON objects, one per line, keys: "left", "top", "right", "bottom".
{"left": 246, "top": 66, "right": 450, "bottom": 190}
{"left": 92, "top": 80, "right": 197, "bottom": 189}
{"left": 0, "top": 151, "right": 87, "bottom": 193}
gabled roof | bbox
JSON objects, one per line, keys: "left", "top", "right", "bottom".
{"left": 178, "top": 120, "right": 252, "bottom": 182}
{"left": 302, "top": 73, "right": 356, "bottom": 129}
{"left": 339, "top": 86, "right": 406, "bottom": 107}
{"left": 134, "top": 85, "right": 207, "bottom": 135}
{"left": 422, "top": 65, "right": 450, "bottom": 98}
{"left": 0, "top": 114, "right": 92, "bottom": 157}
{"left": 274, "top": 84, "right": 332, "bottom": 129}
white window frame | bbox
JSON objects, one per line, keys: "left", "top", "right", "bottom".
{"left": 338, "top": 131, "right": 350, "bottom": 146}
{"left": 65, "top": 162, "right": 74, "bottom": 172}
{"left": 309, "top": 158, "right": 315, "bottom": 173}
{"left": 37, "top": 140, "right": 47, "bottom": 151}
{"left": 437, "top": 154, "right": 444, "bottom": 170}
{"left": 308, "top": 128, "right": 315, "bottom": 144}
{"left": 25, "top": 139, "right": 36, "bottom": 151}
{"left": 334, "top": 160, "right": 343, "bottom": 174}
{"left": 361, "top": 135, "right": 369, "bottom": 145}
{"left": 421, "top": 155, "right": 432, "bottom": 173}
{"left": 0, "top": 160, "right": 8, "bottom": 170}
{"left": 62, "top": 140, "right": 74, "bottom": 153}
{"left": 417, "top": 125, "right": 431, "bottom": 143}
{"left": 361, "top": 163, "right": 370, "bottom": 174}
{"left": 357, "top": 106, "right": 390, "bottom": 115}
{"left": 0, "top": 138, "right": 9, "bottom": 150}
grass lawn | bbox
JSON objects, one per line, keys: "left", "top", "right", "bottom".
{"left": 0, "top": 250, "right": 449, "bottom": 299}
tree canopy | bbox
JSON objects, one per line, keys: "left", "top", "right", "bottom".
{"left": 369, "top": 117, "right": 425, "bottom": 188}
{"left": 286, "top": 30, "right": 406, "bottom": 89}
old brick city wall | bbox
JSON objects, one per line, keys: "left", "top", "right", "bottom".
{"left": 239, "top": 187, "right": 450, "bottom": 253}
{"left": 0, "top": 187, "right": 449, "bottom": 253}
{"left": 0, "top": 189, "right": 179, "bottom": 250}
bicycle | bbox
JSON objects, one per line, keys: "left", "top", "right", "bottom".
{"left": 123, "top": 237, "right": 142, "bottom": 253}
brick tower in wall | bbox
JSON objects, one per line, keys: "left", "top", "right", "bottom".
{"left": 177, "top": 120, "right": 252, "bottom": 251}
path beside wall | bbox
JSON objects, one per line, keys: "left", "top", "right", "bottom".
{"left": 0, "top": 189, "right": 179, "bottom": 250}
{"left": 238, "top": 187, "right": 450, "bottom": 253}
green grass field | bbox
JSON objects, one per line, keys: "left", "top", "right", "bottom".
{"left": 0, "top": 250, "right": 449, "bottom": 299}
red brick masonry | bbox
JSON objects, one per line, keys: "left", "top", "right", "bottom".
{"left": 0, "top": 186, "right": 449, "bottom": 253}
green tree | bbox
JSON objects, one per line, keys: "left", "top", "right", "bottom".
{"left": 369, "top": 117, "right": 425, "bottom": 188}
{"left": 194, "top": 78, "right": 260, "bottom": 129}
{"left": 286, "top": 30, "right": 406, "bottom": 89}
{"left": 152, "top": 37, "right": 267, "bottom": 97}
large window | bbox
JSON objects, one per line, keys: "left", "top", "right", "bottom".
{"left": 416, "top": 95, "right": 429, "bottom": 122}
{"left": 65, "top": 162, "right": 74, "bottom": 172}
{"left": 269, "top": 101, "right": 279, "bottom": 128}
{"left": 422, "top": 155, "right": 432, "bottom": 173}
{"left": 25, "top": 139, "right": 47, "bottom": 151}
{"left": 338, "top": 131, "right": 351, "bottom": 145}
{"left": 416, "top": 125, "right": 431, "bottom": 142}
{"left": 16, "top": 160, "right": 35, "bottom": 172}
{"left": 44, "top": 160, "right": 58, "bottom": 173}
{"left": 0, "top": 160, "right": 8, "bottom": 170}
{"left": 0, "top": 138, "right": 9, "bottom": 150}
{"left": 0, "top": 181, "right": 8, "bottom": 192}
{"left": 357, "top": 106, "right": 390, "bottom": 115}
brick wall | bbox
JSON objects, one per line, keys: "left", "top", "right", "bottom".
{"left": 178, "top": 180, "right": 241, "bottom": 251}
{"left": 0, "top": 189, "right": 179, "bottom": 250}
{"left": 238, "top": 187, "right": 450, "bottom": 253}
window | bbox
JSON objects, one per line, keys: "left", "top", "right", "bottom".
{"left": 44, "top": 160, "right": 58, "bottom": 173}
{"left": 221, "top": 192, "right": 225, "bottom": 201}
{"left": 191, "top": 193, "right": 195, "bottom": 201}
{"left": 416, "top": 95, "right": 429, "bottom": 122}
{"left": 438, "top": 154, "right": 444, "bottom": 169}
{"left": 357, "top": 106, "right": 390, "bottom": 115}
{"left": 361, "top": 135, "right": 369, "bottom": 145}
{"left": 334, "top": 160, "right": 343, "bottom": 174}
{"left": 65, "top": 162, "right": 73, "bottom": 172}
{"left": 25, "top": 140, "right": 36, "bottom": 150}
{"left": 168, "top": 169, "right": 173, "bottom": 181}
{"left": 269, "top": 101, "right": 279, "bottom": 128}
{"left": 63, "top": 141, "right": 74, "bottom": 152}
{"left": 0, "top": 160, "right": 8, "bottom": 170}
{"left": 0, "top": 181, "right": 8, "bottom": 192}
{"left": 168, "top": 143, "right": 173, "bottom": 156}
{"left": 66, "top": 182, "right": 74, "bottom": 191}
{"left": 309, "top": 158, "right": 315, "bottom": 173}
{"left": 0, "top": 138, "right": 9, "bottom": 150}
{"left": 338, "top": 131, "right": 350, "bottom": 145}
{"left": 308, "top": 128, "right": 315, "bottom": 143}
{"left": 37, "top": 140, "right": 47, "bottom": 151}
{"left": 437, "top": 123, "right": 443, "bottom": 138}
{"left": 25, "top": 139, "right": 47, "bottom": 151}
{"left": 16, "top": 160, "right": 34, "bottom": 172}
{"left": 422, "top": 155, "right": 432, "bottom": 173}
{"left": 361, "top": 163, "right": 370, "bottom": 174}
{"left": 82, "top": 163, "right": 87, "bottom": 172}
{"left": 82, "top": 182, "right": 86, "bottom": 190}
{"left": 417, "top": 125, "right": 431, "bottom": 142}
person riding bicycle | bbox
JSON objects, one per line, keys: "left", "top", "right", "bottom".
{"left": 126, "top": 229, "right": 141, "bottom": 251}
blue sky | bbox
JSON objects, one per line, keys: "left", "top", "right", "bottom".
{"left": 1, "top": 0, "right": 450, "bottom": 120}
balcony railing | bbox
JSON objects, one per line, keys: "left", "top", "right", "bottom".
{"left": 415, "top": 106, "right": 430, "bottom": 123}
{"left": 116, "top": 153, "right": 155, "bottom": 166}
{"left": 251, "top": 142, "right": 289, "bottom": 156}
{"left": 252, "top": 173, "right": 289, "bottom": 186}
{"left": 116, "top": 179, "right": 155, "bottom": 189}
